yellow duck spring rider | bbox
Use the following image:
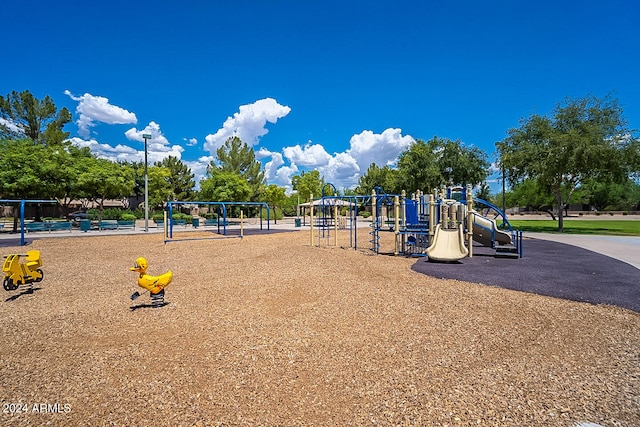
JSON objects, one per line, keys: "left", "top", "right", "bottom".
{"left": 3, "top": 250, "right": 43, "bottom": 293}
{"left": 130, "top": 257, "right": 172, "bottom": 307}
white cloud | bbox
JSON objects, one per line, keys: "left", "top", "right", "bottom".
{"left": 124, "top": 121, "right": 185, "bottom": 163}
{"left": 255, "top": 147, "right": 274, "bottom": 160}
{"left": 204, "top": 98, "right": 291, "bottom": 153}
{"left": 318, "top": 152, "right": 361, "bottom": 190}
{"left": 271, "top": 128, "right": 415, "bottom": 190}
{"left": 67, "top": 137, "right": 138, "bottom": 162}
{"left": 125, "top": 121, "right": 172, "bottom": 149}
{"left": 64, "top": 90, "right": 137, "bottom": 138}
{"left": 282, "top": 142, "right": 332, "bottom": 167}
{"left": 489, "top": 161, "right": 501, "bottom": 174}
{"left": 254, "top": 148, "right": 294, "bottom": 189}
{"left": 68, "top": 120, "right": 183, "bottom": 165}
{"left": 184, "top": 137, "right": 198, "bottom": 146}
{"left": 273, "top": 164, "right": 299, "bottom": 192}
{"left": 0, "top": 117, "right": 23, "bottom": 135}
{"left": 263, "top": 152, "right": 285, "bottom": 181}
{"left": 183, "top": 159, "right": 210, "bottom": 190}
{"left": 346, "top": 128, "right": 414, "bottom": 169}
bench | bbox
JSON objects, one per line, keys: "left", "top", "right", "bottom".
{"left": 116, "top": 220, "right": 135, "bottom": 230}
{"left": 46, "top": 221, "right": 72, "bottom": 232}
{"left": 25, "top": 222, "right": 72, "bottom": 233}
{"left": 25, "top": 222, "right": 48, "bottom": 232}
{"left": 98, "top": 220, "right": 118, "bottom": 230}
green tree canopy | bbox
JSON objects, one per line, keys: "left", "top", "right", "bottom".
{"left": 579, "top": 177, "right": 640, "bottom": 211}
{"left": 155, "top": 155, "right": 196, "bottom": 201}
{"left": 395, "top": 139, "right": 441, "bottom": 194}
{"left": 497, "top": 94, "right": 639, "bottom": 231}
{"left": 199, "top": 170, "right": 251, "bottom": 202}
{"left": 436, "top": 137, "right": 489, "bottom": 187}
{"left": 291, "top": 170, "right": 324, "bottom": 202}
{"left": 505, "top": 178, "right": 556, "bottom": 216}
{"left": 210, "top": 136, "right": 265, "bottom": 200}
{"left": 77, "top": 158, "right": 135, "bottom": 218}
{"left": 391, "top": 136, "right": 489, "bottom": 194}
{"left": 355, "top": 163, "right": 400, "bottom": 195}
{"left": 0, "top": 90, "right": 71, "bottom": 145}
{"left": 263, "top": 184, "right": 287, "bottom": 223}
{"left": 0, "top": 138, "right": 52, "bottom": 199}
{"left": 147, "top": 166, "right": 173, "bottom": 209}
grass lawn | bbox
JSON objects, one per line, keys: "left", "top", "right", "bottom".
{"left": 506, "top": 219, "right": 640, "bottom": 236}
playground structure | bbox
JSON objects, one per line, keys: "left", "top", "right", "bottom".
{"left": 163, "top": 200, "right": 271, "bottom": 243}
{"left": 2, "top": 250, "right": 44, "bottom": 293}
{"left": 310, "top": 184, "right": 523, "bottom": 261}
{"left": 130, "top": 256, "right": 173, "bottom": 307}
{"left": 0, "top": 199, "right": 58, "bottom": 246}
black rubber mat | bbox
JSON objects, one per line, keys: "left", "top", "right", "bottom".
{"left": 411, "top": 238, "right": 640, "bottom": 313}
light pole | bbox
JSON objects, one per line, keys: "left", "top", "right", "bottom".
{"left": 142, "top": 133, "right": 151, "bottom": 232}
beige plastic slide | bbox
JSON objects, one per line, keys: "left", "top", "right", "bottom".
{"left": 471, "top": 212, "right": 512, "bottom": 247}
{"left": 426, "top": 224, "right": 469, "bottom": 261}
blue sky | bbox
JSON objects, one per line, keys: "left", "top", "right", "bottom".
{"left": 2, "top": 0, "right": 639, "bottom": 193}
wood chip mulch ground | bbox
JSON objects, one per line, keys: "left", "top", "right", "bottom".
{"left": 1, "top": 230, "right": 638, "bottom": 426}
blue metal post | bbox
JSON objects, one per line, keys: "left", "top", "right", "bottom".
{"left": 20, "top": 200, "right": 25, "bottom": 246}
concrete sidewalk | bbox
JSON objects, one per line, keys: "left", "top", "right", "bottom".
{"left": 0, "top": 218, "right": 307, "bottom": 246}
{"left": 527, "top": 233, "right": 640, "bottom": 270}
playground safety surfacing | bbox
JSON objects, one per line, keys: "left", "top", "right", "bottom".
{"left": 412, "top": 237, "right": 640, "bottom": 313}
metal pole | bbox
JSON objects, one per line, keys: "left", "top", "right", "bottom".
{"left": 309, "top": 193, "right": 314, "bottom": 247}
{"left": 142, "top": 133, "right": 151, "bottom": 232}
{"left": 394, "top": 195, "right": 399, "bottom": 256}
{"left": 20, "top": 200, "right": 25, "bottom": 246}
{"left": 502, "top": 166, "right": 506, "bottom": 214}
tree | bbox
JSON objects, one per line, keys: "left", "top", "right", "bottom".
{"left": 436, "top": 137, "right": 489, "bottom": 187}
{"left": 356, "top": 163, "right": 400, "bottom": 195}
{"left": 291, "top": 170, "right": 324, "bottom": 202}
{"left": 505, "top": 178, "right": 556, "bottom": 216}
{"left": 354, "top": 137, "right": 490, "bottom": 197}
{"left": 475, "top": 182, "right": 492, "bottom": 201}
{"left": 77, "top": 158, "right": 135, "bottom": 219}
{"left": 0, "top": 139, "right": 53, "bottom": 199}
{"left": 146, "top": 166, "right": 173, "bottom": 209}
{"left": 49, "top": 146, "right": 98, "bottom": 212}
{"left": 580, "top": 177, "right": 640, "bottom": 211}
{"left": 199, "top": 170, "right": 251, "bottom": 202}
{"left": 155, "top": 156, "right": 195, "bottom": 201}
{"left": 498, "top": 95, "right": 639, "bottom": 231}
{"left": 263, "top": 184, "right": 287, "bottom": 223}
{"left": 210, "top": 136, "right": 265, "bottom": 200}
{"left": 0, "top": 90, "right": 71, "bottom": 145}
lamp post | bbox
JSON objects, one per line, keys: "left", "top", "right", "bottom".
{"left": 142, "top": 133, "right": 151, "bottom": 232}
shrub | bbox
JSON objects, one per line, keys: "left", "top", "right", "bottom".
{"left": 171, "top": 213, "right": 192, "bottom": 223}
{"left": 360, "top": 211, "right": 371, "bottom": 218}
{"left": 100, "top": 208, "right": 123, "bottom": 220}
{"left": 120, "top": 213, "right": 136, "bottom": 221}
